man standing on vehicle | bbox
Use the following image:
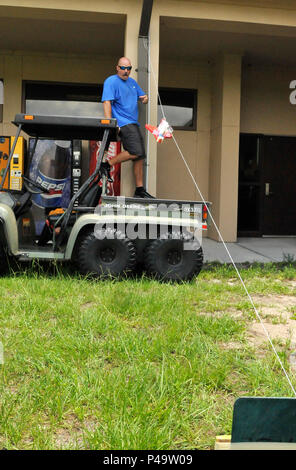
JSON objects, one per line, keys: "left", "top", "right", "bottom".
{"left": 101, "top": 57, "right": 154, "bottom": 198}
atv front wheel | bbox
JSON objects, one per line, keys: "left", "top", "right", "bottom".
{"left": 77, "top": 228, "right": 137, "bottom": 279}
{"left": 0, "top": 244, "right": 10, "bottom": 275}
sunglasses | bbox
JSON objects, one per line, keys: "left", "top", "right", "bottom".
{"left": 118, "top": 66, "right": 132, "bottom": 71}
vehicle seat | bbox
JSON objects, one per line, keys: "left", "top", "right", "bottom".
{"left": 38, "top": 181, "right": 102, "bottom": 246}
{"left": 38, "top": 208, "right": 76, "bottom": 246}
{"left": 14, "top": 192, "right": 32, "bottom": 218}
{"left": 79, "top": 181, "right": 102, "bottom": 207}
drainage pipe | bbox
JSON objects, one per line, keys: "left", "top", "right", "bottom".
{"left": 137, "top": 0, "right": 154, "bottom": 188}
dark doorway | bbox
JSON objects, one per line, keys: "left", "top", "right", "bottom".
{"left": 262, "top": 136, "right": 296, "bottom": 235}
{"left": 238, "top": 134, "right": 262, "bottom": 236}
{"left": 238, "top": 134, "right": 296, "bottom": 236}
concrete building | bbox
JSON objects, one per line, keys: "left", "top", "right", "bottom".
{"left": 0, "top": 0, "right": 296, "bottom": 241}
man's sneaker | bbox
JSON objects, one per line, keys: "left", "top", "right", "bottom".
{"left": 134, "top": 187, "right": 155, "bottom": 199}
{"left": 100, "top": 161, "right": 113, "bottom": 182}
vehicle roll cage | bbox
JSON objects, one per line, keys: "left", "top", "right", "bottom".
{"left": 0, "top": 114, "right": 118, "bottom": 246}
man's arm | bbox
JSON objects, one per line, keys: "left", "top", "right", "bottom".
{"left": 103, "top": 100, "right": 112, "bottom": 118}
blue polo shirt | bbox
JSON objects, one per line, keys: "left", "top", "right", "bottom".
{"left": 101, "top": 75, "right": 145, "bottom": 127}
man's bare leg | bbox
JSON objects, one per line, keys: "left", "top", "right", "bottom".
{"left": 108, "top": 150, "right": 135, "bottom": 166}
{"left": 103, "top": 151, "right": 154, "bottom": 197}
{"left": 133, "top": 159, "right": 144, "bottom": 187}
{"left": 102, "top": 150, "right": 140, "bottom": 182}
{"left": 107, "top": 152, "right": 143, "bottom": 187}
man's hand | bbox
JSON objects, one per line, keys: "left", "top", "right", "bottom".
{"left": 139, "top": 95, "right": 148, "bottom": 104}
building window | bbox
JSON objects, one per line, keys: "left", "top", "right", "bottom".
{"left": 157, "top": 88, "right": 197, "bottom": 130}
{"left": 23, "top": 81, "right": 103, "bottom": 117}
{"left": 0, "top": 80, "right": 3, "bottom": 123}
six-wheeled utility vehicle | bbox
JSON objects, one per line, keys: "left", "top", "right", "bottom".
{"left": 0, "top": 114, "right": 209, "bottom": 281}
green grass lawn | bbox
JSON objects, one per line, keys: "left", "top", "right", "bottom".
{"left": 1, "top": 262, "right": 296, "bottom": 450}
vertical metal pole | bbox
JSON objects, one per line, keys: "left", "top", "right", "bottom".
{"left": 138, "top": 0, "right": 154, "bottom": 189}
{"left": 138, "top": 36, "right": 149, "bottom": 188}
{"left": 30, "top": 137, "right": 38, "bottom": 164}
{"left": 95, "top": 129, "right": 109, "bottom": 173}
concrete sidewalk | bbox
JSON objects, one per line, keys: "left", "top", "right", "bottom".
{"left": 202, "top": 237, "right": 296, "bottom": 264}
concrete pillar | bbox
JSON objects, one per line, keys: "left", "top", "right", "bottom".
{"left": 145, "top": 10, "right": 159, "bottom": 196}
{"left": 208, "top": 53, "right": 242, "bottom": 242}
{"left": 2, "top": 54, "right": 22, "bottom": 136}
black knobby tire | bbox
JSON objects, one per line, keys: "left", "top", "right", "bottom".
{"left": 144, "top": 231, "right": 203, "bottom": 282}
{"left": 77, "top": 227, "right": 137, "bottom": 279}
{"left": 0, "top": 243, "right": 10, "bottom": 275}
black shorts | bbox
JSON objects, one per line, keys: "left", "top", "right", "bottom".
{"left": 119, "top": 123, "right": 146, "bottom": 161}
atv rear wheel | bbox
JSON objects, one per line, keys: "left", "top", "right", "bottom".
{"left": 0, "top": 244, "right": 10, "bottom": 275}
{"left": 77, "top": 227, "right": 137, "bottom": 279}
{"left": 144, "top": 232, "right": 203, "bottom": 282}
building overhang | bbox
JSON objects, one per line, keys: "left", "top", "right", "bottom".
{"left": 0, "top": 6, "right": 125, "bottom": 56}
{"left": 160, "top": 16, "right": 296, "bottom": 66}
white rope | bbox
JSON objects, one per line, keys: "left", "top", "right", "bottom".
{"left": 143, "top": 37, "right": 296, "bottom": 397}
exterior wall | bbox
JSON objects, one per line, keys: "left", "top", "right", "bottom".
{"left": 156, "top": 53, "right": 242, "bottom": 243}
{"left": 208, "top": 53, "right": 242, "bottom": 242}
{"left": 0, "top": 52, "right": 115, "bottom": 136}
{"left": 240, "top": 63, "right": 296, "bottom": 136}
{"left": 1, "top": 1, "right": 296, "bottom": 241}
{"left": 0, "top": 52, "right": 117, "bottom": 186}
{"left": 0, "top": 0, "right": 144, "bottom": 197}
{"left": 157, "top": 59, "right": 211, "bottom": 202}
{"left": 153, "top": 0, "right": 296, "bottom": 241}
